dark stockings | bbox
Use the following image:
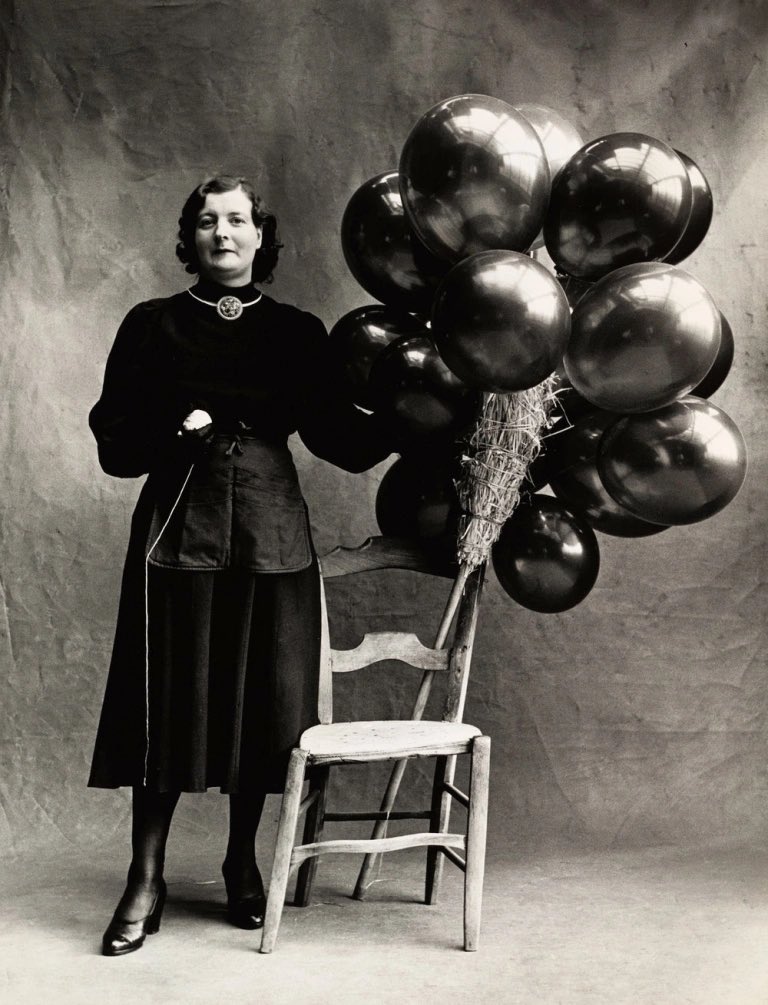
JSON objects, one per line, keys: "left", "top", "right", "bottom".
{"left": 222, "top": 791, "right": 267, "bottom": 900}
{"left": 112, "top": 787, "right": 267, "bottom": 921}
{"left": 114, "top": 786, "right": 179, "bottom": 922}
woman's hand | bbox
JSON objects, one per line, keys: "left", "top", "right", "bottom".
{"left": 178, "top": 409, "right": 213, "bottom": 439}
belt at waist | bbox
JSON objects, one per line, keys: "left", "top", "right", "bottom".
{"left": 210, "top": 424, "right": 288, "bottom": 456}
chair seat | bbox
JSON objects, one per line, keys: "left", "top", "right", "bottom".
{"left": 299, "top": 719, "right": 481, "bottom": 762}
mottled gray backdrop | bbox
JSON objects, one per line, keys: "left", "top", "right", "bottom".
{"left": 1, "top": 0, "right": 766, "bottom": 857}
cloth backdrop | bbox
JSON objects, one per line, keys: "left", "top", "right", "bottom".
{"left": 1, "top": 0, "right": 766, "bottom": 856}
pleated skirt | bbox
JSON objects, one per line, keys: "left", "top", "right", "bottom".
{"left": 88, "top": 491, "right": 321, "bottom": 795}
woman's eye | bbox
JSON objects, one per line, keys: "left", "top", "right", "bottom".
{"left": 198, "top": 218, "right": 215, "bottom": 229}
{"left": 231, "top": 217, "right": 246, "bottom": 225}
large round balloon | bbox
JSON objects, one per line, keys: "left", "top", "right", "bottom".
{"left": 399, "top": 94, "right": 550, "bottom": 262}
{"left": 544, "top": 133, "right": 693, "bottom": 280}
{"left": 692, "top": 312, "right": 734, "bottom": 399}
{"left": 515, "top": 104, "right": 585, "bottom": 181}
{"left": 491, "top": 495, "right": 600, "bottom": 613}
{"left": 376, "top": 456, "right": 460, "bottom": 548}
{"left": 548, "top": 411, "right": 668, "bottom": 537}
{"left": 515, "top": 103, "right": 584, "bottom": 250}
{"left": 431, "top": 250, "right": 571, "bottom": 392}
{"left": 664, "top": 151, "right": 714, "bottom": 265}
{"left": 565, "top": 262, "right": 721, "bottom": 412}
{"left": 597, "top": 396, "right": 747, "bottom": 525}
{"left": 329, "top": 306, "right": 426, "bottom": 409}
{"left": 368, "top": 333, "right": 479, "bottom": 445}
{"left": 341, "top": 172, "right": 449, "bottom": 315}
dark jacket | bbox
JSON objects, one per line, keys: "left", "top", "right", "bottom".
{"left": 89, "top": 283, "right": 392, "bottom": 571}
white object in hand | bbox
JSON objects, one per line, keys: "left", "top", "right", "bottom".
{"left": 179, "top": 409, "right": 213, "bottom": 436}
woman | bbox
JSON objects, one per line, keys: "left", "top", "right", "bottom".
{"left": 89, "top": 175, "right": 392, "bottom": 956}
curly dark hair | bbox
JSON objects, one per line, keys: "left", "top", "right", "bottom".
{"left": 175, "top": 175, "right": 282, "bottom": 284}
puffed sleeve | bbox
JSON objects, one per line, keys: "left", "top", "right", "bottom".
{"left": 295, "top": 312, "right": 395, "bottom": 474}
{"left": 89, "top": 302, "right": 182, "bottom": 477}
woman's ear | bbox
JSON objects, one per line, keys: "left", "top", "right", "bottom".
{"left": 255, "top": 227, "right": 263, "bottom": 250}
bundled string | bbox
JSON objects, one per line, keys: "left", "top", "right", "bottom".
{"left": 456, "top": 376, "right": 559, "bottom": 570}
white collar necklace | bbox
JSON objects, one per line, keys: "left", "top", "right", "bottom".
{"left": 186, "top": 287, "right": 263, "bottom": 320}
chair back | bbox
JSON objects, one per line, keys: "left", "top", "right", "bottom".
{"left": 317, "top": 537, "right": 484, "bottom": 726}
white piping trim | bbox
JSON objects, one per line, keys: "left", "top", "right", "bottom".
{"left": 142, "top": 463, "right": 196, "bottom": 785}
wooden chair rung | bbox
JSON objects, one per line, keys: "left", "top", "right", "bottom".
{"left": 442, "top": 782, "right": 469, "bottom": 808}
{"left": 440, "top": 846, "right": 467, "bottom": 871}
{"left": 291, "top": 831, "right": 466, "bottom": 868}
{"left": 298, "top": 789, "right": 320, "bottom": 816}
{"left": 324, "top": 810, "right": 432, "bottom": 822}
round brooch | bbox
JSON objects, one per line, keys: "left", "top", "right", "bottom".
{"left": 217, "top": 296, "right": 244, "bottom": 320}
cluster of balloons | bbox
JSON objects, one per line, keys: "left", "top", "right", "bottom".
{"left": 332, "top": 93, "right": 747, "bottom": 614}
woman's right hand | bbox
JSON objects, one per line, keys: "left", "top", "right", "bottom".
{"left": 178, "top": 409, "right": 214, "bottom": 440}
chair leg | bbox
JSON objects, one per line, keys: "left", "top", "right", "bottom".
{"left": 464, "top": 735, "right": 490, "bottom": 952}
{"left": 293, "top": 765, "right": 330, "bottom": 907}
{"left": 260, "top": 748, "right": 309, "bottom": 954}
{"left": 425, "top": 754, "right": 455, "bottom": 905}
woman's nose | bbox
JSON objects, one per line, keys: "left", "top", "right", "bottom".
{"left": 214, "top": 222, "right": 231, "bottom": 242}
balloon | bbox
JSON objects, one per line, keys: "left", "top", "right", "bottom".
{"left": 548, "top": 411, "right": 668, "bottom": 537}
{"left": 565, "top": 262, "right": 721, "bottom": 412}
{"left": 664, "top": 151, "right": 714, "bottom": 265}
{"left": 515, "top": 104, "right": 584, "bottom": 250}
{"left": 368, "top": 333, "right": 479, "bottom": 445}
{"left": 329, "top": 306, "right": 426, "bottom": 409}
{"left": 399, "top": 94, "right": 550, "bottom": 262}
{"left": 544, "top": 133, "right": 693, "bottom": 280}
{"left": 340, "top": 171, "right": 449, "bottom": 314}
{"left": 692, "top": 312, "right": 734, "bottom": 398}
{"left": 431, "top": 250, "right": 571, "bottom": 392}
{"left": 597, "top": 396, "right": 748, "bottom": 525}
{"left": 515, "top": 104, "right": 585, "bottom": 181}
{"left": 375, "top": 456, "right": 460, "bottom": 548}
{"left": 491, "top": 495, "right": 600, "bottom": 613}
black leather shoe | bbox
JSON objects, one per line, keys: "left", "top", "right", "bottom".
{"left": 222, "top": 863, "right": 266, "bottom": 930}
{"left": 227, "top": 892, "right": 266, "bottom": 930}
{"left": 101, "top": 880, "right": 167, "bottom": 956}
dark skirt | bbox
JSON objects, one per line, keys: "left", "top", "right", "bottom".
{"left": 88, "top": 487, "right": 321, "bottom": 795}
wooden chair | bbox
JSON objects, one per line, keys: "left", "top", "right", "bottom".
{"left": 259, "top": 537, "right": 490, "bottom": 953}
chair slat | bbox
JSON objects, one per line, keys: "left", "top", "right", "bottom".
{"left": 330, "top": 632, "right": 450, "bottom": 674}
{"left": 320, "top": 536, "right": 455, "bottom": 579}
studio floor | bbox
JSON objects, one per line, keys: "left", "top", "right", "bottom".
{"left": 2, "top": 837, "right": 767, "bottom": 1005}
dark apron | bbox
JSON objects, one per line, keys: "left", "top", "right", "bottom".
{"left": 144, "top": 434, "right": 312, "bottom": 573}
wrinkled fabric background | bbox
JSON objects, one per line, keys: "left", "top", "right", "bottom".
{"left": 1, "top": 0, "right": 766, "bottom": 856}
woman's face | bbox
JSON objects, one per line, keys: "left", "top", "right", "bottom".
{"left": 194, "top": 187, "right": 263, "bottom": 285}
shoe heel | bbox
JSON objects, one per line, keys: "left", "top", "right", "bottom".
{"left": 146, "top": 882, "right": 167, "bottom": 935}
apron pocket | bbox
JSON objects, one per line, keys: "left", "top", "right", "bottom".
{"left": 231, "top": 497, "right": 312, "bottom": 572}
